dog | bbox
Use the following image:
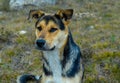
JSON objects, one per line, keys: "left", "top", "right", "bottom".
{"left": 17, "top": 9, "right": 84, "bottom": 83}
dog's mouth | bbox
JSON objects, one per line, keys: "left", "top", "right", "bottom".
{"left": 35, "top": 44, "right": 55, "bottom": 51}
{"left": 35, "top": 39, "right": 55, "bottom": 51}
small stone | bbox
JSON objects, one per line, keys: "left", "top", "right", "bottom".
{"left": 19, "top": 30, "right": 27, "bottom": 35}
{"left": 9, "top": 0, "right": 57, "bottom": 10}
{"left": 0, "top": 11, "right": 3, "bottom": 15}
{"left": 88, "top": 25, "right": 94, "bottom": 29}
{"left": 25, "top": 51, "right": 31, "bottom": 55}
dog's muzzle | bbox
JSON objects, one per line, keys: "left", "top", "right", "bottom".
{"left": 35, "top": 39, "right": 55, "bottom": 51}
{"left": 36, "top": 39, "right": 46, "bottom": 48}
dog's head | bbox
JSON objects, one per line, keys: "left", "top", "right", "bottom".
{"left": 28, "top": 9, "right": 73, "bottom": 51}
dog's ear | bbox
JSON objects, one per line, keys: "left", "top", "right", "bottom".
{"left": 55, "top": 9, "right": 73, "bottom": 25}
{"left": 27, "top": 10, "right": 45, "bottom": 20}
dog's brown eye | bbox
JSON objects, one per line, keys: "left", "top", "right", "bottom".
{"left": 49, "top": 28, "right": 58, "bottom": 33}
{"left": 37, "top": 26, "right": 42, "bottom": 31}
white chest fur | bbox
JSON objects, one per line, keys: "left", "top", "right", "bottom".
{"left": 43, "top": 49, "right": 62, "bottom": 83}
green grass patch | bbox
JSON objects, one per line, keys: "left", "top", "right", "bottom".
{"left": 92, "top": 42, "right": 110, "bottom": 49}
{"left": 92, "top": 51, "right": 120, "bottom": 61}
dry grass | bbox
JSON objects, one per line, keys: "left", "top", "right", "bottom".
{"left": 0, "top": 0, "right": 120, "bottom": 83}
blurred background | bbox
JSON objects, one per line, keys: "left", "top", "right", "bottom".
{"left": 0, "top": 0, "right": 120, "bottom": 83}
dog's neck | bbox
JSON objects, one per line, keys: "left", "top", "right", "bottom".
{"left": 43, "top": 49, "right": 62, "bottom": 83}
{"left": 42, "top": 30, "right": 81, "bottom": 82}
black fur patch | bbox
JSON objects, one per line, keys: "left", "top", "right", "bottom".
{"left": 42, "top": 56, "right": 53, "bottom": 76}
{"left": 35, "top": 15, "right": 65, "bottom": 30}
{"left": 66, "top": 50, "right": 80, "bottom": 77}
{"left": 62, "top": 30, "right": 82, "bottom": 77}
{"left": 19, "top": 74, "right": 39, "bottom": 83}
{"left": 43, "top": 64, "right": 53, "bottom": 76}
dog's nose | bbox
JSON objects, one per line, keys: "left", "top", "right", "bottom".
{"left": 36, "top": 39, "right": 46, "bottom": 48}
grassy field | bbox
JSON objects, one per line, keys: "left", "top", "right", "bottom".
{"left": 0, "top": 0, "right": 120, "bottom": 83}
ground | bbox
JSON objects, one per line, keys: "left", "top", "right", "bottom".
{"left": 0, "top": 0, "right": 120, "bottom": 83}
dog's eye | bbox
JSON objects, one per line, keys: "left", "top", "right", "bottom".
{"left": 49, "top": 28, "right": 58, "bottom": 33}
{"left": 37, "top": 26, "right": 42, "bottom": 31}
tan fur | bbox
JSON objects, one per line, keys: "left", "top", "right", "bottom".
{"left": 36, "top": 19, "right": 69, "bottom": 50}
{"left": 28, "top": 10, "right": 44, "bottom": 19}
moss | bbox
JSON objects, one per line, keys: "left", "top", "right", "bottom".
{"left": 15, "top": 35, "right": 28, "bottom": 44}
{"left": 0, "top": 72, "right": 18, "bottom": 82}
{"left": 84, "top": 75, "right": 107, "bottom": 83}
{"left": 102, "top": 24, "right": 113, "bottom": 29}
{"left": 92, "top": 42, "right": 110, "bottom": 49}
{"left": 28, "top": 58, "right": 42, "bottom": 72}
{"left": 85, "top": 64, "right": 95, "bottom": 73}
{"left": 5, "top": 50, "right": 15, "bottom": 57}
{"left": 103, "top": 13, "right": 113, "bottom": 18}
{"left": 84, "top": 76, "right": 96, "bottom": 83}
{"left": 99, "top": 77, "right": 107, "bottom": 83}
{"left": 111, "top": 64, "right": 120, "bottom": 81}
{"left": 2, "top": 46, "right": 23, "bottom": 57}
{"left": 0, "top": 27, "right": 13, "bottom": 44}
{"left": 92, "top": 51, "right": 120, "bottom": 61}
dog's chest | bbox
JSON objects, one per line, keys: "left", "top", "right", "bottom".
{"left": 43, "top": 50, "right": 62, "bottom": 83}
{"left": 42, "top": 74, "right": 82, "bottom": 83}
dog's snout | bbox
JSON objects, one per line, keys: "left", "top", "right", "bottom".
{"left": 36, "top": 39, "right": 46, "bottom": 48}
